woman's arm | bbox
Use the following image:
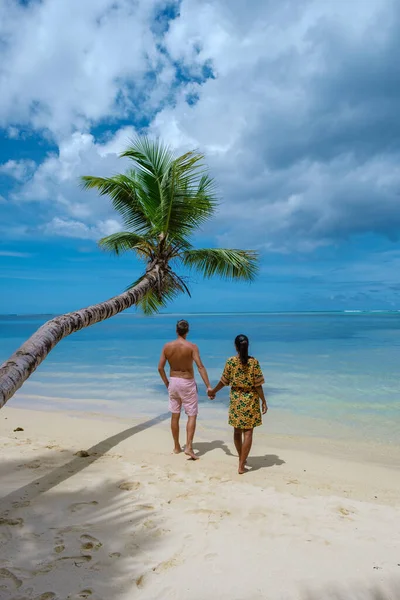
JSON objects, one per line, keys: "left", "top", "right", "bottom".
{"left": 255, "top": 385, "right": 268, "bottom": 414}
{"left": 208, "top": 380, "right": 226, "bottom": 399}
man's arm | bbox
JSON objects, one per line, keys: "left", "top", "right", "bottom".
{"left": 158, "top": 346, "right": 169, "bottom": 389}
{"left": 193, "top": 345, "right": 212, "bottom": 391}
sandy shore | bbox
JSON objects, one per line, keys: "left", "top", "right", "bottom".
{"left": 1, "top": 406, "right": 400, "bottom": 600}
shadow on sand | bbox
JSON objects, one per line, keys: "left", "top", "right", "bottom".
{"left": 0, "top": 412, "right": 173, "bottom": 599}
{"left": 0, "top": 412, "right": 170, "bottom": 512}
{"left": 193, "top": 439, "right": 285, "bottom": 471}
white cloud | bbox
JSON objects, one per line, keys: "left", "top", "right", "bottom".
{"left": 0, "top": 159, "right": 36, "bottom": 181}
{"left": 43, "top": 217, "right": 121, "bottom": 240}
{"left": 7, "top": 126, "right": 20, "bottom": 139}
{"left": 13, "top": 128, "right": 136, "bottom": 236}
{"left": 0, "top": 0, "right": 175, "bottom": 137}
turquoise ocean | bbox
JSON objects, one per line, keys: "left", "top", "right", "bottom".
{"left": 0, "top": 312, "right": 399, "bottom": 445}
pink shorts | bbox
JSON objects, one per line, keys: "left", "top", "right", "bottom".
{"left": 168, "top": 377, "right": 198, "bottom": 416}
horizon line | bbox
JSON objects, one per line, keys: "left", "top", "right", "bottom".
{"left": 1, "top": 309, "right": 400, "bottom": 317}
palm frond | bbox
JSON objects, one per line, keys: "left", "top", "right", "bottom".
{"left": 98, "top": 232, "right": 154, "bottom": 259}
{"left": 182, "top": 248, "right": 259, "bottom": 281}
{"left": 126, "top": 269, "right": 191, "bottom": 315}
{"left": 80, "top": 174, "right": 154, "bottom": 234}
{"left": 158, "top": 155, "right": 217, "bottom": 241}
{"left": 121, "top": 137, "right": 174, "bottom": 179}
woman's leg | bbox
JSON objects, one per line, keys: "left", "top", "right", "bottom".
{"left": 233, "top": 427, "right": 243, "bottom": 457}
{"left": 238, "top": 428, "right": 253, "bottom": 474}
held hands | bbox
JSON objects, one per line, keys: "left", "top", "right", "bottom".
{"left": 207, "top": 387, "right": 216, "bottom": 400}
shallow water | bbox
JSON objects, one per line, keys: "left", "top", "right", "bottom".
{"left": 1, "top": 312, "right": 399, "bottom": 444}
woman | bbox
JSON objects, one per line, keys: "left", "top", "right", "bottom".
{"left": 209, "top": 334, "right": 268, "bottom": 474}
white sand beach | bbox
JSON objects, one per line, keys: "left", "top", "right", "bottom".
{"left": 1, "top": 406, "right": 400, "bottom": 600}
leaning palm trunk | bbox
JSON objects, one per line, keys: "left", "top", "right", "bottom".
{"left": 0, "top": 266, "right": 161, "bottom": 409}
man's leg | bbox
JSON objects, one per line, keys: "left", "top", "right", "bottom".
{"left": 171, "top": 413, "right": 181, "bottom": 454}
{"left": 233, "top": 427, "right": 243, "bottom": 457}
{"left": 238, "top": 428, "right": 253, "bottom": 474}
{"left": 185, "top": 415, "right": 199, "bottom": 460}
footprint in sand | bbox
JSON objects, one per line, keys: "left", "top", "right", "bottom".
{"left": 34, "top": 593, "right": 58, "bottom": 600}
{"left": 189, "top": 509, "right": 231, "bottom": 518}
{"left": 142, "top": 519, "right": 157, "bottom": 530}
{"left": 205, "top": 553, "right": 218, "bottom": 561}
{"left": 118, "top": 481, "right": 140, "bottom": 491}
{"left": 54, "top": 544, "right": 65, "bottom": 554}
{"left": 19, "top": 459, "right": 41, "bottom": 469}
{"left": 0, "top": 567, "right": 22, "bottom": 591}
{"left": 80, "top": 534, "right": 102, "bottom": 552}
{"left": 0, "top": 517, "right": 24, "bottom": 527}
{"left": 136, "top": 574, "right": 147, "bottom": 589}
{"left": 337, "top": 506, "right": 355, "bottom": 518}
{"left": 248, "top": 510, "right": 267, "bottom": 521}
{"left": 57, "top": 555, "right": 92, "bottom": 567}
{"left": 153, "top": 554, "right": 182, "bottom": 574}
{"left": 76, "top": 589, "right": 93, "bottom": 599}
{"left": 150, "top": 528, "right": 170, "bottom": 538}
{"left": 69, "top": 501, "right": 98, "bottom": 513}
{"left": 12, "top": 501, "right": 30, "bottom": 509}
{"left": 136, "top": 504, "right": 155, "bottom": 511}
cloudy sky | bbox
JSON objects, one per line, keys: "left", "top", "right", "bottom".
{"left": 1, "top": 0, "right": 400, "bottom": 313}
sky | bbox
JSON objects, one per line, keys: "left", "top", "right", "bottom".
{"left": 1, "top": 0, "right": 400, "bottom": 313}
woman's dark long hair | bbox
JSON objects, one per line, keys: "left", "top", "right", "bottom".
{"left": 235, "top": 334, "right": 249, "bottom": 365}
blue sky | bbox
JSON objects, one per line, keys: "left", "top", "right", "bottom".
{"left": 1, "top": 0, "right": 400, "bottom": 313}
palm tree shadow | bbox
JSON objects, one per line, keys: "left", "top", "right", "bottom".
{"left": 194, "top": 440, "right": 236, "bottom": 458}
{"left": 0, "top": 412, "right": 170, "bottom": 513}
{"left": 246, "top": 455, "right": 285, "bottom": 471}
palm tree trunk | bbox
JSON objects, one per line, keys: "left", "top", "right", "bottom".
{"left": 0, "top": 266, "right": 161, "bottom": 409}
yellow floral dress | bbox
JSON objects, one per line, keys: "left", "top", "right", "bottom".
{"left": 221, "top": 356, "right": 265, "bottom": 429}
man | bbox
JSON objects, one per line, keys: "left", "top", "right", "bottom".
{"left": 158, "top": 319, "right": 212, "bottom": 460}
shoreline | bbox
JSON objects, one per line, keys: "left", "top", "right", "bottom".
{"left": 8, "top": 392, "right": 400, "bottom": 449}
{"left": 2, "top": 405, "right": 400, "bottom": 503}
{"left": 1, "top": 406, "right": 400, "bottom": 599}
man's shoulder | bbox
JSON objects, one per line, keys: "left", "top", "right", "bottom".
{"left": 163, "top": 340, "right": 176, "bottom": 352}
{"left": 164, "top": 339, "right": 196, "bottom": 350}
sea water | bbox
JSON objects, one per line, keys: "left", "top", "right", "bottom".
{"left": 0, "top": 312, "right": 399, "bottom": 444}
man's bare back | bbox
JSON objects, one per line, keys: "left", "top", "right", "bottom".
{"left": 164, "top": 338, "right": 199, "bottom": 379}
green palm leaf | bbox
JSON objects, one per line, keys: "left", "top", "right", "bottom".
{"left": 182, "top": 248, "right": 259, "bottom": 281}
{"left": 159, "top": 154, "right": 217, "bottom": 241}
{"left": 121, "top": 136, "right": 174, "bottom": 179}
{"left": 80, "top": 174, "right": 154, "bottom": 234}
{"left": 98, "top": 232, "right": 154, "bottom": 259}
{"left": 127, "top": 270, "right": 191, "bottom": 315}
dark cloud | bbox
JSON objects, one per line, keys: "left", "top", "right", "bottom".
{"left": 153, "top": 0, "right": 400, "bottom": 251}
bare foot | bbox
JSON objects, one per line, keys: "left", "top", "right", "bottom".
{"left": 185, "top": 448, "right": 199, "bottom": 461}
{"left": 238, "top": 463, "right": 248, "bottom": 475}
{"left": 173, "top": 447, "right": 182, "bottom": 454}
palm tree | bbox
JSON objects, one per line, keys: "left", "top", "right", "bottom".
{"left": 0, "top": 137, "right": 258, "bottom": 409}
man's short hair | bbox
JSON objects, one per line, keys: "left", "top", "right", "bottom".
{"left": 176, "top": 319, "right": 189, "bottom": 336}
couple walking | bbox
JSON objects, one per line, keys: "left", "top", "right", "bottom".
{"left": 158, "top": 320, "right": 268, "bottom": 474}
